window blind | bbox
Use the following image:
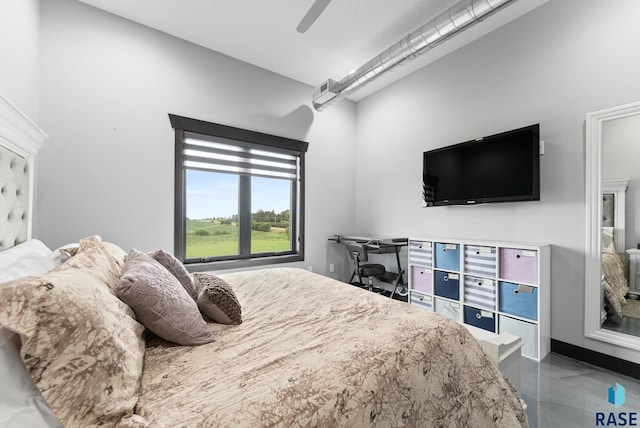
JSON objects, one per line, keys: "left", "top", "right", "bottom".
{"left": 184, "top": 132, "right": 299, "bottom": 180}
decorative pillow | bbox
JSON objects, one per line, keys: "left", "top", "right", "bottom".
{"left": 194, "top": 272, "right": 242, "bottom": 325}
{"left": 0, "top": 236, "right": 146, "bottom": 427}
{"left": 148, "top": 249, "right": 197, "bottom": 300}
{"left": 116, "top": 250, "right": 214, "bottom": 345}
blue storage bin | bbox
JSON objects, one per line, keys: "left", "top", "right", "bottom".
{"left": 498, "top": 281, "right": 538, "bottom": 321}
{"left": 434, "top": 242, "right": 460, "bottom": 271}
{"left": 434, "top": 270, "right": 460, "bottom": 301}
{"left": 464, "top": 306, "right": 496, "bottom": 332}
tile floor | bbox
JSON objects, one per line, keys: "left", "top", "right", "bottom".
{"left": 520, "top": 353, "right": 640, "bottom": 428}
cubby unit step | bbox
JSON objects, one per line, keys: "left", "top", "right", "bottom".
{"left": 463, "top": 324, "right": 523, "bottom": 391}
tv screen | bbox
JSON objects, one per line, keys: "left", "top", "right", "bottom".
{"left": 423, "top": 124, "right": 540, "bottom": 206}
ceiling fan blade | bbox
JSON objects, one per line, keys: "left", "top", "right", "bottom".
{"left": 296, "top": 0, "right": 332, "bottom": 33}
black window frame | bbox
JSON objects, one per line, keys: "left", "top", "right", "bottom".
{"left": 169, "top": 114, "right": 308, "bottom": 271}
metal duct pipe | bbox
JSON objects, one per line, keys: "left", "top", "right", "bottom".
{"left": 312, "top": 0, "right": 517, "bottom": 111}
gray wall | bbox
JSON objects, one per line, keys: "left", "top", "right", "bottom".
{"left": 0, "top": 0, "right": 40, "bottom": 120}
{"left": 0, "top": 0, "right": 41, "bottom": 237}
{"left": 354, "top": 0, "right": 640, "bottom": 362}
{"left": 37, "top": 0, "right": 357, "bottom": 277}
{"left": 5, "top": 0, "right": 640, "bottom": 363}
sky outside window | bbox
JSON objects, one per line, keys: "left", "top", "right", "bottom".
{"left": 186, "top": 170, "right": 290, "bottom": 219}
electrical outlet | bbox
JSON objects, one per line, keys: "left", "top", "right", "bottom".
{"left": 329, "top": 263, "right": 335, "bottom": 273}
{"left": 307, "top": 266, "right": 313, "bottom": 272}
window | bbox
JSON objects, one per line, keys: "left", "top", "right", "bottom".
{"left": 170, "top": 114, "right": 308, "bottom": 270}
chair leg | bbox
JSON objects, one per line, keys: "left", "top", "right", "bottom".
{"left": 349, "top": 264, "right": 362, "bottom": 285}
{"left": 349, "top": 269, "right": 365, "bottom": 286}
{"left": 389, "top": 273, "right": 401, "bottom": 299}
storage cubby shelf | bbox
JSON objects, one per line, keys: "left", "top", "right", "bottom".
{"left": 408, "top": 238, "right": 550, "bottom": 361}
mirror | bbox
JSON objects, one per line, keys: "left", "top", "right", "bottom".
{"left": 585, "top": 100, "right": 640, "bottom": 349}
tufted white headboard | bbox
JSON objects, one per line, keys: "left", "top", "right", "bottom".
{"left": 0, "top": 92, "right": 48, "bottom": 250}
{"left": 0, "top": 146, "right": 30, "bottom": 249}
{"left": 602, "top": 178, "right": 630, "bottom": 252}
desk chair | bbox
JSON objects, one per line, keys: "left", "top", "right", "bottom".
{"left": 346, "top": 243, "right": 386, "bottom": 291}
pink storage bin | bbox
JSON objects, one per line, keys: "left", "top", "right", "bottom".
{"left": 411, "top": 267, "right": 433, "bottom": 294}
{"left": 499, "top": 248, "right": 538, "bottom": 284}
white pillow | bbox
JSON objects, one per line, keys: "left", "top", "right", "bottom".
{"left": 0, "top": 329, "right": 63, "bottom": 428}
{"left": 0, "top": 239, "right": 61, "bottom": 282}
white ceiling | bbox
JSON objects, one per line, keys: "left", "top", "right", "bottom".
{"left": 75, "top": 0, "right": 549, "bottom": 102}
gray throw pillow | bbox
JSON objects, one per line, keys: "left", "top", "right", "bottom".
{"left": 148, "top": 249, "right": 198, "bottom": 301}
{"left": 117, "top": 250, "right": 214, "bottom": 345}
{"left": 194, "top": 272, "right": 242, "bottom": 325}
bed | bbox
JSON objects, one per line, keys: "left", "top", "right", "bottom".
{"left": 0, "top": 92, "right": 527, "bottom": 427}
{"left": 601, "top": 179, "right": 630, "bottom": 324}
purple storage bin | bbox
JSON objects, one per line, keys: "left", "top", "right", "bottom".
{"left": 499, "top": 248, "right": 538, "bottom": 284}
{"left": 411, "top": 267, "right": 433, "bottom": 294}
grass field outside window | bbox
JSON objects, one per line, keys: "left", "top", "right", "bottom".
{"left": 185, "top": 218, "right": 291, "bottom": 259}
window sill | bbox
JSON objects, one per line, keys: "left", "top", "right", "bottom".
{"left": 185, "top": 254, "right": 304, "bottom": 273}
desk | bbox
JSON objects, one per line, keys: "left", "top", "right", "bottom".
{"left": 329, "top": 235, "right": 408, "bottom": 298}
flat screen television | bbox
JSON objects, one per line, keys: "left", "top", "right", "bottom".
{"left": 423, "top": 124, "right": 540, "bottom": 206}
